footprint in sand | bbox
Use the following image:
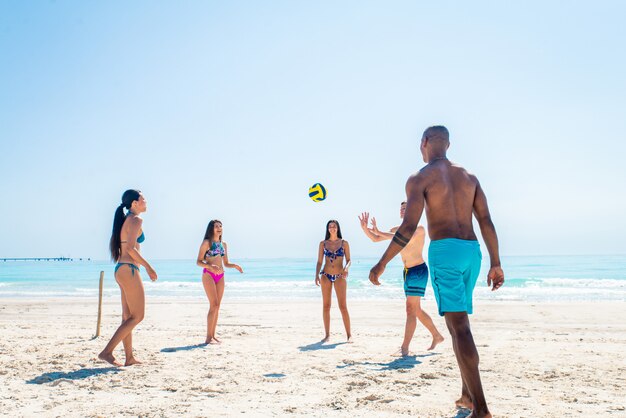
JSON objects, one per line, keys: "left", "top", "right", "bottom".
{"left": 393, "top": 380, "right": 409, "bottom": 384}
{"left": 327, "top": 399, "right": 347, "bottom": 410}
{"left": 190, "top": 386, "right": 223, "bottom": 396}
{"left": 50, "top": 379, "right": 74, "bottom": 387}
{"left": 365, "top": 376, "right": 382, "bottom": 384}
{"left": 346, "top": 381, "right": 368, "bottom": 391}
{"left": 359, "top": 394, "right": 381, "bottom": 402}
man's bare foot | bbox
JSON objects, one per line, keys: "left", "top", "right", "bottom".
{"left": 98, "top": 351, "right": 122, "bottom": 367}
{"left": 124, "top": 357, "right": 142, "bottom": 367}
{"left": 428, "top": 334, "right": 445, "bottom": 351}
{"left": 455, "top": 395, "right": 472, "bottom": 409}
{"left": 392, "top": 347, "right": 413, "bottom": 357}
{"left": 346, "top": 335, "right": 353, "bottom": 343}
{"left": 207, "top": 337, "right": 221, "bottom": 345}
{"left": 321, "top": 336, "right": 330, "bottom": 343}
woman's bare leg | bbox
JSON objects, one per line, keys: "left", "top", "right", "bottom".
{"left": 99, "top": 267, "right": 145, "bottom": 366}
{"left": 320, "top": 276, "right": 333, "bottom": 342}
{"left": 333, "top": 278, "right": 351, "bottom": 342}
{"left": 120, "top": 290, "right": 141, "bottom": 366}
{"left": 210, "top": 277, "right": 225, "bottom": 342}
{"left": 202, "top": 274, "right": 219, "bottom": 344}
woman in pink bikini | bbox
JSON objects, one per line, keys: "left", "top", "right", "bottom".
{"left": 196, "top": 219, "right": 243, "bottom": 344}
{"left": 315, "top": 220, "right": 352, "bottom": 343}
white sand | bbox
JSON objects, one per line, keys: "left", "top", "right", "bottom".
{"left": 0, "top": 297, "right": 625, "bottom": 417}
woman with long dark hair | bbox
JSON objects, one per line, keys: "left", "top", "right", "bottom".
{"left": 99, "top": 189, "right": 157, "bottom": 366}
{"left": 315, "top": 220, "right": 352, "bottom": 342}
{"left": 196, "top": 219, "right": 243, "bottom": 344}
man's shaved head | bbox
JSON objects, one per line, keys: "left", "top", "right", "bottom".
{"left": 422, "top": 125, "right": 449, "bottom": 143}
{"left": 420, "top": 125, "right": 450, "bottom": 163}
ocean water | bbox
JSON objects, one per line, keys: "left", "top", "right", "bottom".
{"left": 0, "top": 255, "right": 625, "bottom": 302}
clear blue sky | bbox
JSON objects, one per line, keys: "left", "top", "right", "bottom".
{"left": 1, "top": 1, "right": 625, "bottom": 260}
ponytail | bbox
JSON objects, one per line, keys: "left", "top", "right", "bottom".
{"left": 109, "top": 205, "right": 126, "bottom": 261}
{"left": 109, "top": 189, "right": 141, "bottom": 261}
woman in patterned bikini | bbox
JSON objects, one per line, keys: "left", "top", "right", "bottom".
{"left": 196, "top": 219, "right": 243, "bottom": 344}
{"left": 99, "top": 189, "right": 158, "bottom": 367}
{"left": 315, "top": 220, "right": 352, "bottom": 343}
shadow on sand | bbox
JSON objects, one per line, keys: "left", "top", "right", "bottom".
{"left": 298, "top": 341, "right": 348, "bottom": 351}
{"left": 27, "top": 367, "right": 120, "bottom": 384}
{"left": 452, "top": 407, "right": 472, "bottom": 418}
{"left": 161, "top": 343, "right": 208, "bottom": 353}
{"left": 336, "top": 352, "right": 438, "bottom": 371}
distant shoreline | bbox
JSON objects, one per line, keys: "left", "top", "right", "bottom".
{"left": 1, "top": 254, "right": 625, "bottom": 262}
{"left": 1, "top": 257, "right": 89, "bottom": 261}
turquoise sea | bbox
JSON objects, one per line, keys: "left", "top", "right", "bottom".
{"left": 1, "top": 255, "right": 625, "bottom": 302}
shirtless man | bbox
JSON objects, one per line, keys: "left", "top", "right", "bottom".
{"left": 359, "top": 203, "right": 443, "bottom": 355}
{"left": 369, "top": 126, "right": 504, "bottom": 418}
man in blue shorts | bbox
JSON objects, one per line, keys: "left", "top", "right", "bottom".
{"left": 369, "top": 126, "right": 504, "bottom": 418}
{"left": 359, "top": 203, "right": 444, "bottom": 355}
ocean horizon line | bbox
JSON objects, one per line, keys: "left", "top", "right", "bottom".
{"left": 2, "top": 253, "right": 625, "bottom": 262}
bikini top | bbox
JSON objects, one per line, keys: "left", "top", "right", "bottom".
{"left": 121, "top": 231, "right": 145, "bottom": 245}
{"left": 323, "top": 240, "right": 345, "bottom": 263}
{"left": 206, "top": 241, "right": 225, "bottom": 258}
{"left": 122, "top": 212, "right": 145, "bottom": 244}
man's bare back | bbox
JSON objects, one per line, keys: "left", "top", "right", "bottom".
{"left": 410, "top": 160, "right": 480, "bottom": 241}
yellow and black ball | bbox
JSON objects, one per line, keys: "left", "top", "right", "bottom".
{"left": 308, "top": 183, "right": 327, "bottom": 202}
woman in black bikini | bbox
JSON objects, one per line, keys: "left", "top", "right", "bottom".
{"left": 314, "top": 220, "right": 352, "bottom": 343}
{"left": 99, "top": 189, "right": 157, "bottom": 367}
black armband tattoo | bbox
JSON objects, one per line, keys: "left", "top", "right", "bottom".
{"left": 392, "top": 231, "right": 410, "bottom": 247}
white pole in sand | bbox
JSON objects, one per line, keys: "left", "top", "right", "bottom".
{"left": 95, "top": 271, "right": 104, "bottom": 337}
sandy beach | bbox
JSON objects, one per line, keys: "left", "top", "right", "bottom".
{"left": 0, "top": 297, "right": 624, "bottom": 417}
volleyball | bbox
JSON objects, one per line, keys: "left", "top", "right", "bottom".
{"left": 308, "top": 183, "right": 327, "bottom": 202}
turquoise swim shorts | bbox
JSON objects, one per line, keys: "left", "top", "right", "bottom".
{"left": 428, "top": 238, "right": 482, "bottom": 316}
